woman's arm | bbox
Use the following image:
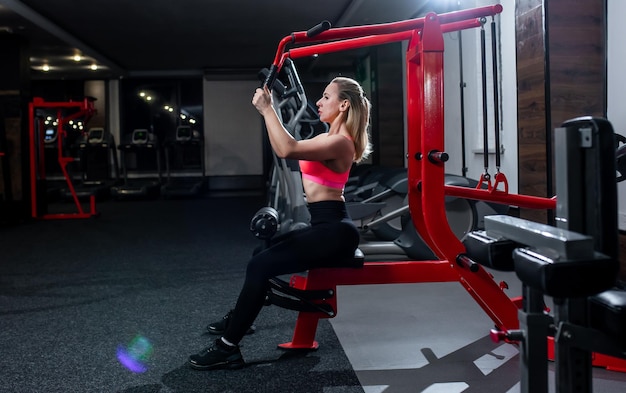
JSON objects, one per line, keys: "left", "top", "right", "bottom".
{"left": 252, "top": 87, "right": 351, "bottom": 161}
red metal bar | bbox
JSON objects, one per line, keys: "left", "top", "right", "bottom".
{"left": 279, "top": 260, "right": 459, "bottom": 349}
{"left": 271, "top": 4, "right": 503, "bottom": 66}
{"left": 284, "top": 18, "right": 484, "bottom": 63}
{"left": 405, "top": 29, "right": 435, "bottom": 254}
{"left": 419, "top": 14, "right": 456, "bottom": 259}
{"left": 308, "top": 260, "right": 458, "bottom": 286}
{"left": 407, "top": 14, "right": 518, "bottom": 329}
{"left": 287, "top": 31, "right": 413, "bottom": 61}
{"left": 279, "top": 258, "right": 521, "bottom": 348}
{"left": 445, "top": 184, "right": 557, "bottom": 210}
{"left": 440, "top": 18, "right": 483, "bottom": 33}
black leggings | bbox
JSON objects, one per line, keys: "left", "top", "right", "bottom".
{"left": 223, "top": 200, "right": 359, "bottom": 344}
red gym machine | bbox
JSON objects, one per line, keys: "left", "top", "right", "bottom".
{"left": 260, "top": 3, "right": 554, "bottom": 349}
{"left": 259, "top": 2, "right": 626, "bottom": 377}
{"left": 28, "top": 97, "right": 98, "bottom": 219}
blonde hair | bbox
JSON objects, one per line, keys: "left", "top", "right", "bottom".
{"left": 331, "top": 77, "right": 372, "bottom": 163}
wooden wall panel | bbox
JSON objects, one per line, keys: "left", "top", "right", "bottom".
{"left": 547, "top": 0, "right": 606, "bottom": 130}
{"left": 516, "top": 1, "right": 548, "bottom": 223}
{"left": 516, "top": 0, "right": 618, "bottom": 278}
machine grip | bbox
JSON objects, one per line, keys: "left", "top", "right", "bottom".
{"left": 258, "top": 68, "right": 286, "bottom": 95}
{"left": 262, "top": 64, "right": 279, "bottom": 90}
{"left": 306, "top": 20, "right": 331, "bottom": 37}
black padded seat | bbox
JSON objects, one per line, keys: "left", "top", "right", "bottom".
{"left": 265, "top": 248, "right": 366, "bottom": 316}
{"left": 589, "top": 289, "right": 626, "bottom": 350}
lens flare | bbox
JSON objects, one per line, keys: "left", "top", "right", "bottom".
{"left": 117, "top": 335, "right": 153, "bottom": 373}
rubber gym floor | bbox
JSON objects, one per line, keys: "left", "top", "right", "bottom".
{"left": 1, "top": 195, "right": 625, "bottom": 393}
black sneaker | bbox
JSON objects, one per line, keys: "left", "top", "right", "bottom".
{"left": 206, "top": 310, "right": 256, "bottom": 335}
{"left": 188, "top": 339, "right": 245, "bottom": 370}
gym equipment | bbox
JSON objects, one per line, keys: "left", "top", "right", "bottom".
{"left": 261, "top": 58, "right": 327, "bottom": 237}
{"left": 59, "top": 127, "right": 119, "bottom": 200}
{"left": 255, "top": 4, "right": 564, "bottom": 351}
{"left": 37, "top": 126, "right": 65, "bottom": 200}
{"left": 345, "top": 167, "right": 408, "bottom": 240}
{"left": 350, "top": 167, "right": 509, "bottom": 241}
{"left": 478, "top": 117, "right": 625, "bottom": 393}
{"left": 161, "top": 125, "right": 206, "bottom": 198}
{"left": 110, "top": 129, "right": 162, "bottom": 199}
{"left": 28, "top": 97, "right": 98, "bottom": 219}
{"left": 349, "top": 169, "right": 506, "bottom": 261}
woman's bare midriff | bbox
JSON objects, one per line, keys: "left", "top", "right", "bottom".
{"left": 302, "top": 178, "right": 346, "bottom": 203}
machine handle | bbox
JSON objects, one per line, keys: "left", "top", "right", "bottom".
{"left": 306, "top": 20, "right": 331, "bottom": 37}
{"left": 258, "top": 67, "right": 287, "bottom": 95}
{"left": 262, "top": 20, "right": 331, "bottom": 89}
{"left": 262, "top": 64, "right": 278, "bottom": 90}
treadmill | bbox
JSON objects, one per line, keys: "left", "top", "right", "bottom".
{"left": 41, "top": 126, "right": 66, "bottom": 200}
{"left": 110, "top": 129, "right": 162, "bottom": 199}
{"left": 60, "top": 127, "right": 119, "bottom": 200}
{"left": 160, "top": 125, "right": 206, "bottom": 198}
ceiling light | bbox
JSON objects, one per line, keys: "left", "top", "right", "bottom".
{"left": 90, "top": 64, "right": 98, "bottom": 71}
{"left": 73, "top": 55, "right": 81, "bottom": 62}
{"left": 42, "top": 64, "right": 50, "bottom": 72}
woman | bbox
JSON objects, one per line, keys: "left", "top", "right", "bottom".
{"left": 188, "top": 76, "right": 371, "bottom": 370}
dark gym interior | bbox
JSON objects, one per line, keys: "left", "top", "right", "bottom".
{"left": 1, "top": 1, "right": 626, "bottom": 392}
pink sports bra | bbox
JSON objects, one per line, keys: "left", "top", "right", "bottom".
{"left": 299, "top": 134, "right": 353, "bottom": 189}
{"left": 299, "top": 160, "right": 351, "bottom": 189}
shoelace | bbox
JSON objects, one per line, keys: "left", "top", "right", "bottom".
{"left": 200, "top": 345, "right": 218, "bottom": 355}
